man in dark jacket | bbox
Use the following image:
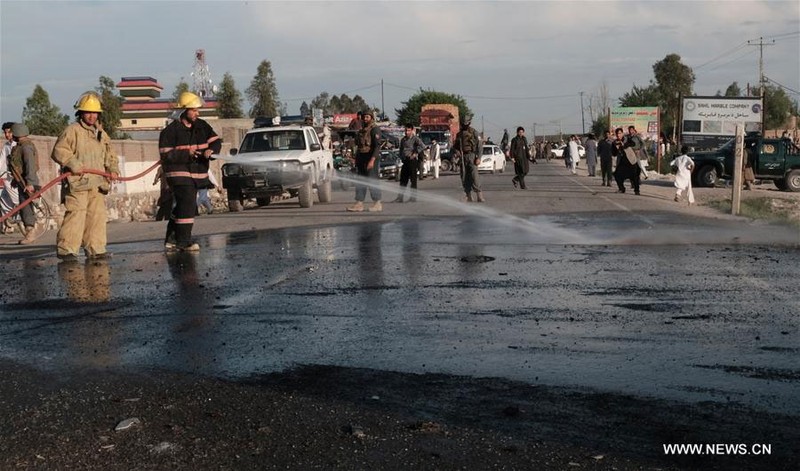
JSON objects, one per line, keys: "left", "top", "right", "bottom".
{"left": 394, "top": 124, "right": 425, "bottom": 203}
{"left": 510, "top": 127, "right": 530, "bottom": 189}
{"left": 612, "top": 127, "right": 640, "bottom": 195}
{"left": 158, "top": 91, "right": 221, "bottom": 252}
{"left": 597, "top": 130, "right": 614, "bottom": 186}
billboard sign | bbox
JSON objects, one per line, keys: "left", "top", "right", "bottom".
{"left": 681, "top": 96, "right": 762, "bottom": 149}
{"left": 609, "top": 107, "right": 659, "bottom": 141}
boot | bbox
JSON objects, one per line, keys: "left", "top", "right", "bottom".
{"left": 476, "top": 192, "right": 486, "bottom": 203}
{"left": 369, "top": 201, "right": 383, "bottom": 212}
{"left": 18, "top": 223, "right": 44, "bottom": 245}
{"left": 393, "top": 195, "right": 404, "bottom": 203}
{"left": 346, "top": 201, "right": 364, "bottom": 212}
{"left": 463, "top": 193, "right": 473, "bottom": 203}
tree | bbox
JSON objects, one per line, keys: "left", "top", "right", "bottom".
{"left": 246, "top": 60, "right": 280, "bottom": 118}
{"left": 394, "top": 89, "right": 471, "bottom": 127}
{"left": 652, "top": 54, "right": 695, "bottom": 136}
{"left": 95, "top": 76, "right": 125, "bottom": 138}
{"left": 619, "top": 84, "right": 661, "bottom": 108}
{"left": 299, "top": 101, "right": 309, "bottom": 117}
{"left": 590, "top": 115, "right": 609, "bottom": 137}
{"left": 216, "top": 72, "right": 244, "bottom": 119}
{"left": 724, "top": 82, "right": 742, "bottom": 97}
{"left": 588, "top": 81, "right": 611, "bottom": 136}
{"left": 311, "top": 92, "right": 330, "bottom": 115}
{"left": 172, "top": 80, "right": 190, "bottom": 100}
{"left": 618, "top": 54, "right": 695, "bottom": 137}
{"left": 763, "top": 84, "right": 796, "bottom": 129}
{"left": 21, "top": 84, "right": 69, "bottom": 136}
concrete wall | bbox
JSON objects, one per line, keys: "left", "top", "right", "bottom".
{"left": 25, "top": 136, "right": 229, "bottom": 223}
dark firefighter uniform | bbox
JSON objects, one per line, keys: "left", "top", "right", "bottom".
{"left": 158, "top": 104, "right": 221, "bottom": 250}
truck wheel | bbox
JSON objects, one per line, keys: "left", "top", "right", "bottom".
{"left": 441, "top": 160, "right": 452, "bottom": 172}
{"left": 317, "top": 178, "right": 332, "bottom": 203}
{"left": 697, "top": 165, "right": 718, "bottom": 187}
{"left": 228, "top": 199, "right": 243, "bottom": 212}
{"left": 785, "top": 170, "right": 800, "bottom": 192}
{"left": 256, "top": 197, "right": 271, "bottom": 207}
{"left": 298, "top": 179, "right": 313, "bottom": 208}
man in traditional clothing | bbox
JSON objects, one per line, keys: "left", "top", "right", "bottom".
{"left": 509, "top": 127, "right": 530, "bottom": 189}
{"left": 670, "top": 145, "right": 695, "bottom": 205}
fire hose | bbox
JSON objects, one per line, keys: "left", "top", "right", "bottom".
{"left": 0, "top": 161, "right": 161, "bottom": 225}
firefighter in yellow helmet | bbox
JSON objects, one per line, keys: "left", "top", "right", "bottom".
{"left": 51, "top": 92, "right": 120, "bottom": 262}
{"left": 158, "top": 91, "right": 221, "bottom": 252}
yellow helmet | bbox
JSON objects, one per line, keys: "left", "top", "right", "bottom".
{"left": 175, "top": 91, "right": 204, "bottom": 109}
{"left": 74, "top": 92, "right": 103, "bottom": 113}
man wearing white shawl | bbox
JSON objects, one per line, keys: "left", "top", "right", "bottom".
{"left": 670, "top": 145, "right": 695, "bottom": 205}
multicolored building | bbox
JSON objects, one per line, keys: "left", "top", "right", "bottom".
{"left": 117, "top": 76, "right": 218, "bottom": 131}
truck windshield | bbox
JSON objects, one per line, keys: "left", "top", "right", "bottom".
{"left": 419, "top": 132, "right": 448, "bottom": 145}
{"left": 239, "top": 130, "right": 306, "bottom": 153}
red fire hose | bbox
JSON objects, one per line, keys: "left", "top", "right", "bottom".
{"left": 0, "top": 161, "right": 161, "bottom": 225}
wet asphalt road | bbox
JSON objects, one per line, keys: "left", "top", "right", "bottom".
{"left": 1, "top": 160, "right": 799, "bottom": 415}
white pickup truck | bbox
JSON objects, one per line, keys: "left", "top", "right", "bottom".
{"left": 221, "top": 124, "right": 334, "bottom": 211}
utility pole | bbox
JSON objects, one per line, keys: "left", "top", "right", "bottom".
{"left": 579, "top": 91, "right": 586, "bottom": 134}
{"left": 747, "top": 37, "right": 775, "bottom": 97}
{"left": 381, "top": 79, "right": 385, "bottom": 121}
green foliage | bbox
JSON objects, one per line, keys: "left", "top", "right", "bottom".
{"left": 173, "top": 80, "right": 190, "bottom": 100}
{"left": 590, "top": 115, "right": 610, "bottom": 137}
{"left": 653, "top": 54, "right": 695, "bottom": 133}
{"left": 763, "top": 84, "right": 796, "bottom": 129}
{"left": 246, "top": 60, "right": 280, "bottom": 118}
{"left": 724, "top": 82, "right": 742, "bottom": 97}
{"left": 21, "top": 84, "right": 69, "bottom": 137}
{"left": 619, "top": 84, "right": 661, "bottom": 107}
{"left": 708, "top": 197, "right": 799, "bottom": 227}
{"left": 95, "top": 76, "right": 125, "bottom": 139}
{"left": 216, "top": 72, "right": 244, "bottom": 119}
{"left": 299, "top": 101, "right": 310, "bottom": 116}
{"left": 395, "top": 89, "right": 471, "bottom": 127}
{"left": 311, "top": 92, "right": 330, "bottom": 114}
{"left": 618, "top": 54, "right": 695, "bottom": 137}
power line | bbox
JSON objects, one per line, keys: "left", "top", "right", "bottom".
{"left": 765, "top": 76, "right": 800, "bottom": 95}
{"left": 384, "top": 81, "right": 577, "bottom": 101}
{"left": 694, "top": 42, "right": 748, "bottom": 70}
{"left": 283, "top": 83, "right": 381, "bottom": 102}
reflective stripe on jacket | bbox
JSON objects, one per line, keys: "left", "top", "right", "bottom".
{"left": 158, "top": 117, "right": 221, "bottom": 187}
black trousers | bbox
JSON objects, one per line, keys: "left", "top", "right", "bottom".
{"left": 399, "top": 158, "right": 419, "bottom": 189}
{"left": 614, "top": 161, "right": 640, "bottom": 193}
{"left": 165, "top": 184, "right": 197, "bottom": 246}
{"left": 600, "top": 157, "right": 613, "bottom": 184}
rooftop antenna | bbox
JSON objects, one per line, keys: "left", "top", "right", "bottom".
{"left": 190, "top": 49, "right": 218, "bottom": 98}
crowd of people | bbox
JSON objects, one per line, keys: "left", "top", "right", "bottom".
{"left": 9, "top": 97, "right": 794, "bottom": 258}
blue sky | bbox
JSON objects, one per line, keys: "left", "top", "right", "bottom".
{"left": 1, "top": 0, "right": 798, "bottom": 140}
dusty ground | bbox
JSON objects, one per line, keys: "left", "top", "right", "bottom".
{"left": 2, "top": 161, "right": 798, "bottom": 470}
{"left": 2, "top": 360, "right": 796, "bottom": 471}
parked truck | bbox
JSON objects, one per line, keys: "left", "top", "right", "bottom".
{"left": 419, "top": 104, "right": 460, "bottom": 172}
{"left": 689, "top": 133, "right": 800, "bottom": 191}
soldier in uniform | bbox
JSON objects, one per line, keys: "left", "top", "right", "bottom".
{"left": 158, "top": 91, "right": 222, "bottom": 252}
{"left": 52, "top": 92, "right": 119, "bottom": 261}
{"left": 452, "top": 114, "right": 484, "bottom": 202}
{"left": 9, "top": 123, "right": 45, "bottom": 245}
{"left": 347, "top": 110, "right": 382, "bottom": 212}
